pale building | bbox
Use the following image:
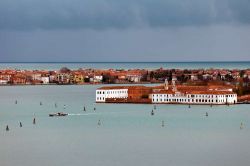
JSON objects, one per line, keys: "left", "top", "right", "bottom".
{"left": 41, "top": 77, "right": 50, "bottom": 84}
{"left": 151, "top": 91, "right": 237, "bottom": 105}
{"left": 151, "top": 79, "right": 237, "bottom": 105}
{"left": 0, "top": 79, "right": 8, "bottom": 84}
{"left": 95, "top": 79, "right": 237, "bottom": 105}
{"left": 96, "top": 87, "right": 128, "bottom": 102}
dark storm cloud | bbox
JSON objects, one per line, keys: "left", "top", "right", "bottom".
{"left": 0, "top": 0, "right": 249, "bottom": 30}
{"left": 1, "top": 26, "right": 250, "bottom": 62}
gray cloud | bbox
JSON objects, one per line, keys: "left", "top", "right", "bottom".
{"left": 1, "top": 26, "right": 250, "bottom": 62}
{"left": 0, "top": 0, "right": 250, "bottom": 30}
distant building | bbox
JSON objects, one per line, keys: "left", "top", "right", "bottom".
{"left": 0, "top": 79, "right": 8, "bottom": 84}
{"left": 96, "top": 79, "right": 237, "bottom": 105}
{"left": 127, "top": 75, "right": 142, "bottom": 83}
{"left": 12, "top": 75, "right": 26, "bottom": 84}
{"left": 93, "top": 75, "right": 103, "bottom": 83}
{"left": 70, "top": 72, "right": 84, "bottom": 84}
{"left": 32, "top": 73, "right": 42, "bottom": 81}
{"left": 0, "top": 74, "right": 12, "bottom": 82}
{"left": 96, "top": 87, "right": 128, "bottom": 102}
{"left": 41, "top": 77, "right": 50, "bottom": 84}
{"left": 56, "top": 73, "right": 70, "bottom": 84}
{"left": 151, "top": 90, "right": 237, "bottom": 105}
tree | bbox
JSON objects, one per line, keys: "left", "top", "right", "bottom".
{"left": 84, "top": 77, "right": 90, "bottom": 83}
{"left": 236, "top": 80, "right": 244, "bottom": 96}
{"left": 60, "top": 67, "right": 71, "bottom": 73}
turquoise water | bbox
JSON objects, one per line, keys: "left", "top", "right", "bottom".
{"left": 0, "top": 85, "right": 250, "bottom": 166}
{"left": 0, "top": 62, "right": 250, "bottom": 70}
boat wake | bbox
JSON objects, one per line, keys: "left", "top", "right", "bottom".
{"left": 67, "top": 113, "right": 98, "bottom": 116}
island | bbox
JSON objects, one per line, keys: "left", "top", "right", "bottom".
{"left": 96, "top": 78, "right": 237, "bottom": 105}
{"left": 0, "top": 67, "right": 249, "bottom": 103}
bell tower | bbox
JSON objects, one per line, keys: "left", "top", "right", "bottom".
{"left": 172, "top": 76, "right": 177, "bottom": 92}
{"left": 164, "top": 78, "right": 169, "bottom": 90}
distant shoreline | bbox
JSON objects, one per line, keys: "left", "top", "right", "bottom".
{"left": 1, "top": 62, "right": 250, "bottom": 71}
{"left": 0, "top": 82, "right": 160, "bottom": 87}
{"left": 0, "top": 61, "right": 250, "bottom": 63}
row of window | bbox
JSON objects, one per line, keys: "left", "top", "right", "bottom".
{"left": 153, "top": 98, "right": 226, "bottom": 103}
{"left": 226, "top": 94, "right": 236, "bottom": 97}
{"left": 153, "top": 94, "right": 236, "bottom": 98}
{"left": 96, "top": 91, "right": 105, "bottom": 94}
{"left": 96, "top": 90, "right": 127, "bottom": 95}
{"left": 96, "top": 96, "right": 127, "bottom": 100}
{"left": 96, "top": 97, "right": 105, "bottom": 101}
{"left": 106, "top": 91, "right": 127, "bottom": 94}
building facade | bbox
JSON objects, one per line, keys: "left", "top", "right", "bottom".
{"left": 96, "top": 79, "right": 237, "bottom": 105}
{"left": 151, "top": 91, "right": 237, "bottom": 105}
{"left": 96, "top": 87, "right": 128, "bottom": 102}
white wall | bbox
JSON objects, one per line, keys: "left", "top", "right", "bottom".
{"left": 152, "top": 93, "right": 237, "bottom": 105}
{"left": 41, "top": 77, "right": 50, "bottom": 84}
{"left": 0, "top": 79, "right": 8, "bottom": 84}
{"left": 96, "top": 89, "right": 128, "bottom": 102}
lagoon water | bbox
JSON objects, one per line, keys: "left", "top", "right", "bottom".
{"left": 0, "top": 85, "right": 250, "bottom": 166}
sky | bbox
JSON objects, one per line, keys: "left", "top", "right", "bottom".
{"left": 0, "top": 0, "right": 250, "bottom": 62}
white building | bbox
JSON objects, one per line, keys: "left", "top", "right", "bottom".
{"left": 41, "top": 77, "right": 50, "bottom": 84}
{"left": 151, "top": 79, "right": 237, "bottom": 105}
{"left": 96, "top": 87, "right": 128, "bottom": 102}
{"left": 0, "top": 79, "right": 8, "bottom": 84}
{"left": 95, "top": 79, "right": 238, "bottom": 105}
{"left": 32, "top": 73, "right": 42, "bottom": 81}
{"left": 94, "top": 75, "right": 103, "bottom": 83}
{"left": 127, "top": 75, "right": 142, "bottom": 83}
{"left": 151, "top": 91, "right": 237, "bottom": 105}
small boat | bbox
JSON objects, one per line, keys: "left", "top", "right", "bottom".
{"left": 205, "top": 112, "right": 208, "bottom": 117}
{"left": 33, "top": 118, "right": 36, "bottom": 124}
{"left": 19, "top": 122, "right": 22, "bottom": 127}
{"left": 49, "top": 112, "right": 68, "bottom": 117}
